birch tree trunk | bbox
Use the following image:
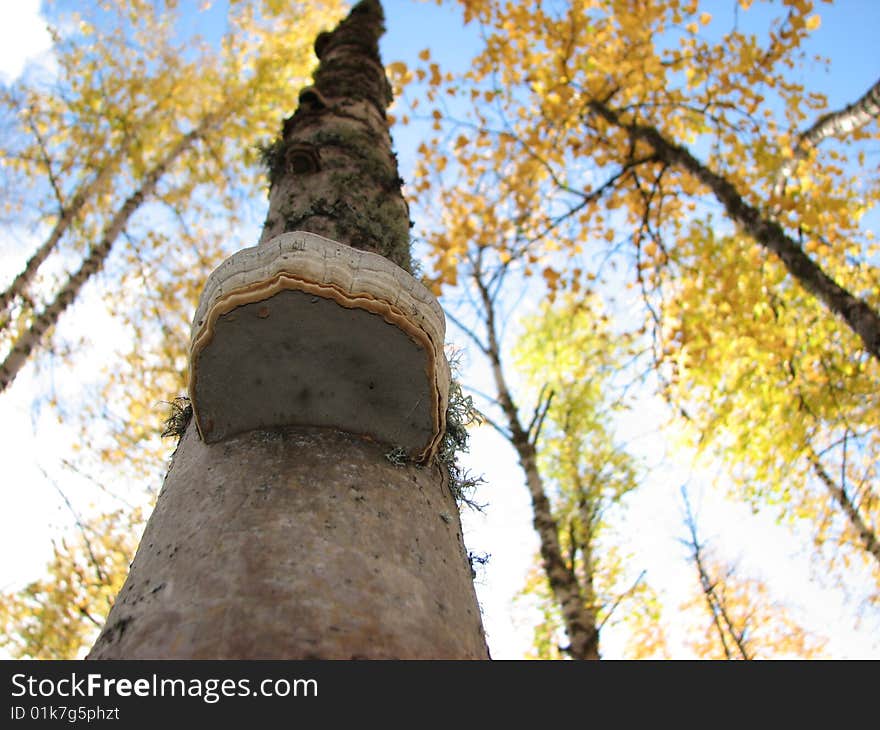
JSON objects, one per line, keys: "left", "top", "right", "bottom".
{"left": 88, "top": 0, "right": 488, "bottom": 660}
{"left": 0, "top": 114, "right": 219, "bottom": 394}
{"left": 472, "top": 260, "right": 599, "bottom": 660}
{"left": 0, "top": 159, "right": 112, "bottom": 317}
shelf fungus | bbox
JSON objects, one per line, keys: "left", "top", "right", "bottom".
{"left": 188, "top": 231, "right": 450, "bottom": 462}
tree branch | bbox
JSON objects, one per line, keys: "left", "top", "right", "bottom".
{"left": 774, "top": 75, "right": 880, "bottom": 199}
{"left": 681, "top": 486, "right": 751, "bottom": 660}
{"left": 0, "top": 112, "right": 220, "bottom": 394}
{"left": 471, "top": 257, "right": 599, "bottom": 659}
{"left": 39, "top": 467, "right": 107, "bottom": 585}
{"left": 597, "top": 569, "right": 646, "bottom": 632}
{"left": 588, "top": 100, "right": 880, "bottom": 362}
{"left": 809, "top": 448, "right": 880, "bottom": 566}
{"left": 527, "top": 386, "right": 555, "bottom": 446}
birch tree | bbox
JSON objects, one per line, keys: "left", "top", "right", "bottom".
{"left": 405, "top": 0, "right": 880, "bottom": 604}
{"left": 87, "top": 0, "right": 488, "bottom": 660}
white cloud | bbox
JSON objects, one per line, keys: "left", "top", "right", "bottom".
{"left": 0, "top": 0, "right": 52, "bottom": 83}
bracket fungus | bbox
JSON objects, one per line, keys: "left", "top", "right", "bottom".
{"left": 188, "top": 231, "right": 450, "bottom": 462}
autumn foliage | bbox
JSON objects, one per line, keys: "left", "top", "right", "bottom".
{"left": 1, "top": 0, "right": 877, "bottom": 658}
{"left": 397, "top": 0, "right": 879, "bottom": 625}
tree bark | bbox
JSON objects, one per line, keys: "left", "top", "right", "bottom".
{"left": 88, "top": 426, "right": 487, "bottom": 659}
{"left": 589, "top": 101, "right": 880, "bottom": 363}
{"left": 258, "top": 0, "right": 411, "bottom": 271}
{"left": 89, "top": 0, "right": 488, "bottom": 659}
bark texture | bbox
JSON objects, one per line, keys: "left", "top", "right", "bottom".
{"left": 88, "top": 426, "right": 487, "bottom": 659}
{"left": 258, "top": 0, "right": 412, "bottom": 272}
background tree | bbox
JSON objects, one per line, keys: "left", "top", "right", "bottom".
{"left": 403, "top": 0, "right": 880, "bottom": 613}
{"left": 679, "top": 488, "right": 828, "bottom": 659}
{"left": 441, "top": 214, "right": 663, "bottom": 658}
{"left": 511, "top": 295, "right": 669, "bottom": 659}
{"left": 0, "top": 507, "right": 140, "bottom": 659}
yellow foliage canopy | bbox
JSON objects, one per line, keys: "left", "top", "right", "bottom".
{"left": 404, "top": 0, "right": 879, "bottom": 600}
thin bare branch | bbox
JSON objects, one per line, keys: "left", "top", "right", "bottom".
{"left": 598, "top": 570, "right": 646, "bottom": 631}
{"left": 445, "top": 309, "right": 490, "bottom": 355}
{"left": 528, "top": 387, "right": 555, "bottom": 447}
{"left": 38, "top": 466, "right": 107, "bottom": 585}
{"left": 681, "top": 486, "right": 751, "bottom": 660}
{"left": 809, "top": 449, "right": 880, "bottom": 566}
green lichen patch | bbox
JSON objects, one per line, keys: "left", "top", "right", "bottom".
{"left": 373, "top": 374, "right": 485, "bottom": 511}
{"left": 280, "top": 190, "right": 411, "bottom": 272}
{"left": 256, "top": 138, "right": 285, "bottom": 187}
{"left": 437, "top": 379, "right": 486, "bottom": 511}
{"left": 384, "top": 445, "right": 408, "bottom": 466}
{"left": 160, "top": 396, "right": 192, "bottom": 440}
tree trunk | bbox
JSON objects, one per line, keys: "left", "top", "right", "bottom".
{"left": 774, "top": 75, "right": 880, "bottom": 197}
{"left": 0, "top": 102, "right": 156, "bottom": 322}
{"left": 0, "top": 114, "right": 219, "bottom": 394}
{"left": 0, "top": 160, "right": 110, "bottom": 319}
{"left": 87, "top": 426, "right": 487, "bottom": 659}
{"left": 517, "top": 440, "right": 600, "bottom": 660}
{"left": 473, "top": 262, "right": 598, "bottom": 659}
{"left": 88, "top": 0, "right": 488, "bottom": 659}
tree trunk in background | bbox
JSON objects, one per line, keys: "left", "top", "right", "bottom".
{"left": 473, "top": 261, "right": 599, "bottom": 660}
{"left": 88, "top": 0, "right": 488, "bottom": 660}
{"left": 0, "top": 115, "right": 217, "bottom": 395}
